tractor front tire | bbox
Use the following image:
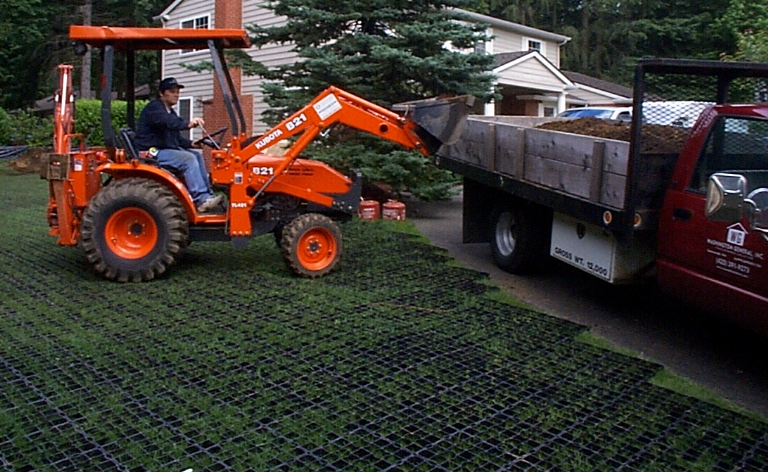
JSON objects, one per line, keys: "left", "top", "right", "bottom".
{"left": 81, "top": 178, "right": 189, "bottom": 282}
{"left": 280, "top": 213, "right": 342, "bottom": 278}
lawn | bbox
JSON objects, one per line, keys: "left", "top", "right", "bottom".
{"left": 1, "top": 168, "right": 767, "bottom": 471}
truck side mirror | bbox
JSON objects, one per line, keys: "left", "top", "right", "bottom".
{"left": 705, "top": 173, "right": 746, "bottom": 222}
{"left": 745, "top": 188, "right": 768, "bottom": 230}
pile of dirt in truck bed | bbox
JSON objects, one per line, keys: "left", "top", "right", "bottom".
{"left": 536, "top": 117, "right": 689, "bottom": 154}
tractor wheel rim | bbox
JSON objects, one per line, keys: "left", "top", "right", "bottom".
{"left": 105, "top": 207, "right": 158, "bottom": 259}
{"left": 297, "top": 227, "right": 336, "bottom": 271}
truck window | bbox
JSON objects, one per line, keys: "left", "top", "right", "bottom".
{"left": 689, "top": 116, "right": 768, "bottom": 192}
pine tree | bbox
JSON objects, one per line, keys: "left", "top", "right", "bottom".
{"left": 245, "top": 0, "right": 495, "bottom": 200}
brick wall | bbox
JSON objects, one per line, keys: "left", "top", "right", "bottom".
{"left": 202, "top": 0, "right": 253, "bottom": 167}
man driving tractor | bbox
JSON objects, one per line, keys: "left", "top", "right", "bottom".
{"left": 135, "top": 77, "right": 223, "bottom": 213}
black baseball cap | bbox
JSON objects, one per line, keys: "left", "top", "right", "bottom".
{"left": 159, "top": 77, "right": 185, "bottom": 91}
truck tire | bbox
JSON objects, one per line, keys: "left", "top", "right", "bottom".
{"left": 280, "top": 213, "right": 342, "bottom": 278}
{"left": 81, "top": 178, "right": 189, "bottom": 282}
{"left": 490, "top": 202, "right": 550, "bottom": 274}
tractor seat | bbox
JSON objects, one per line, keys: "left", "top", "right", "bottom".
{"left": 117, "top": 128, "right": 182, "bottom": 176}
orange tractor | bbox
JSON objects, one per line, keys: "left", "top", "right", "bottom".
{"left": 44, "top": 25, "right": 473, "bottom": 281}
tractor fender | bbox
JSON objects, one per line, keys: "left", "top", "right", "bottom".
{"left": 96, "top": 162, "right": 196, "bottom": 218}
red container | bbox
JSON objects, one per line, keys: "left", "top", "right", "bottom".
{"left": 358, "top": 200, "right": 380, "bottom": 221}
{"left": 382, "top": 200, "right": 406, "bottom": 221}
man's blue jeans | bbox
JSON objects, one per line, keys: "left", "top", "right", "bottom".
{"left": 156, "top": 148, "right": 214, "bottom": 205}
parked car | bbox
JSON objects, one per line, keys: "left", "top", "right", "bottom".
{"left": 642, "top": 101, "right": 713, "bottom": 128}
{"left": 557, "top": 106, "right": 632, "bottom": 121}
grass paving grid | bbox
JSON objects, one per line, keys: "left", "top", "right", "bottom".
{"left": 0, "top": 173, "right": 767, "bottom": 471}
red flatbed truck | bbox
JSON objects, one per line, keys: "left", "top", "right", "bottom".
{"left": 438, "top": 59, "right": 768, "bottom": 335}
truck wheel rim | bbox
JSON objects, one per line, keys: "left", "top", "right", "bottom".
{"left": 105, "top": 207, "right": 158, "bottom": 260}
{"left": 297, "top": 227, "right": 337, "bottom": 271}
{"left": 496, "top": 211, "right": 517, "bottom": 256}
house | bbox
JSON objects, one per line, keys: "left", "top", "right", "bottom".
{"left": 155, "top": 0, "right": 632, "bottom": 138}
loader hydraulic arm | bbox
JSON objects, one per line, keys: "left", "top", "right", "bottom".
{"left": 236, "top": 87, "right": 438, "bottom": 176}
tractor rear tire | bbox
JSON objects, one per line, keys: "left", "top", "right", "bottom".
{"left": 81, "top": 178, "right": 189, "bottom": 282}
{"left": 280, "top": 213, "right": 342, "bottom": 278}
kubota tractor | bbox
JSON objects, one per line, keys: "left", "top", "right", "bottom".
{"left": 43, "top": 25, "right": 473, "bottom": 281}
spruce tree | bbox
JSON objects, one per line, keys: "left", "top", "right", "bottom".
{"left": 245, "top": 0, "right": 495, "bottom": 200}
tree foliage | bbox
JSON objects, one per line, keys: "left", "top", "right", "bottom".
{"left": 248, "top": 0, "right": 494, "bottom": 113}
{"left": 478, "top": 0, "right": 735, "bottom": 86}
{"left": 0, "top": 0, "right": 168, "bottom": 110}
{"left": 718, "top": 0, "right": 768, "bottom": 62}
{"left": 244, "top": 0, "right": 495, "bottom": 199}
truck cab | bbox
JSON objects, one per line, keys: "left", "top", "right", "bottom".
{"left": 658, "top": 105, "right": 768, "bottom": 329}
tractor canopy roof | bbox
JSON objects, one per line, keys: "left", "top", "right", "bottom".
{"left": 69, "top": 25, "right": 251, "bottom": 51}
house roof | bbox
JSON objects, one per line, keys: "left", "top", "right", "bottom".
{"left": 493, "top": 52, "right": 633, "bottom": 102}
{"left": 493, "top": 51, "right": 572, "bottom": 86}
{"left": 157, "top": 0, "right": 184, "bottom": 18}
{"left": 494, "top": 51, "right": 530, "bottom": 68}
{"left": 452, "top": 9, "right": 571, "bottom": 45}
{"left": 562, "top": 71, "right": 632, "bottom": 99}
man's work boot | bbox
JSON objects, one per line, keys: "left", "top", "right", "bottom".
{"left": 197, "top": 194, "right": 224, "bottom": 213}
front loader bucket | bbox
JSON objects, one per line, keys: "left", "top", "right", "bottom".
{"left": 393, "top": 95, "right": 475, "bottom": 154}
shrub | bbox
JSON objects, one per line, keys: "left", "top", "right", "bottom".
{"left": 0, "top": 108, "right": 12, "bottom": 144}
{"left": 308, "top": 140, "right": 459, "bottom": 201}
{"left": 0, "top": 108, "right": 53, "bottom": 146}
{"left": 74, "top": 99, "right": 148, "bottom": 146}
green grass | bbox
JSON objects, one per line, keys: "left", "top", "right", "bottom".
{"left": 577, "top": 330, "right": 768, "bottom": 423}
{"left": 651, "top": 369, "right": 768, "bottom": 424}
{"left": 575, "top": 330, "right": 650, "bottom": 360}
{"left": 1, "top": 172, "right": 767, "bottom": 471}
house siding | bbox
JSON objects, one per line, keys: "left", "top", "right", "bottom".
{"left": 496, "top": 57, "right": 566, "bottom": 92}
{"left": 161, "top": 0, "right": 625, "bottom": 124}
{"left": 491, "top": 28, "right": 560, "bottom": 67}
{"left": 242, "top": 4, "right": 296, "bottom": 133}
{"left": 161, "top": 0, "right": 216, "bottom": 141}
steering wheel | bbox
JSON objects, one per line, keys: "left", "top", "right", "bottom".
{"left": 194, "top": 126, "right": 228, "bottom": 149}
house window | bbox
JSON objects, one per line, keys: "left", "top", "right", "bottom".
{"left": 177, "top": 97, "right": 192, "bottom": 140}
{"left": 180, "top": 15, "right": 210, "bottom": 54}
{"left": 543, "top": 106, "right": 555, "bottom": 117}
{"left": 523, "top": 38, "right": 544, "bottom": 55}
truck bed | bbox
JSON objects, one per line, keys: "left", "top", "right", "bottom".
{"left": 440, "top": 116, "right": 679, "bottom": 229}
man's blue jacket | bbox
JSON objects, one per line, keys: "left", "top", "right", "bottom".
{"left": 135, "top": 99, "right": 193, "bottom": 151}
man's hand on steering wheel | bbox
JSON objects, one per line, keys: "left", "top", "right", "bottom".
{"left": 193, "top": 126, "right": 228, "bottom": 149}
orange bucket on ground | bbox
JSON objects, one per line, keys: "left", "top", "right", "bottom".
{"left": 382, "top": 200, "right": 406, "bottom": 221}
{"left": 358, "top": 200, "right": 380, "bottom": 221}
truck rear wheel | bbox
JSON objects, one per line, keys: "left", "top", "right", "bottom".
{"left": 81, "top": 178, "right": 189, "bottom": 282}
{"left": 490, "top": 203, "right": 550, "bottom": 274}
{"left": 280, "top": 213, "right": 342, "bottom": 278}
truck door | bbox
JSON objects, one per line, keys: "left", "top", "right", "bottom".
{"left": 658, "top": 115, "right": 768, "bottom": 317}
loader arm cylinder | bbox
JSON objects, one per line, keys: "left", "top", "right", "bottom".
{"left": 231, "top": 87, "right": 472, "bottom": 201}
{"left": 239, "top": 87, "right": 426, "bottom": 164}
